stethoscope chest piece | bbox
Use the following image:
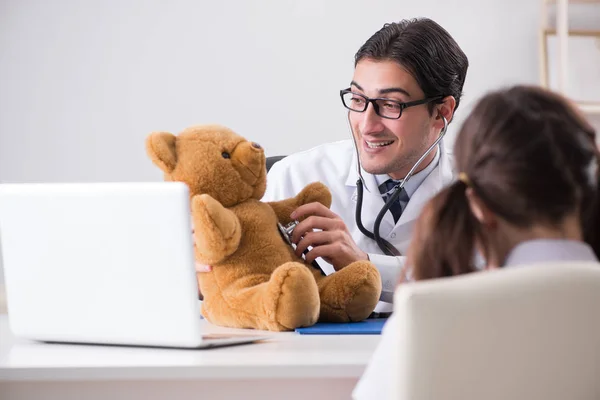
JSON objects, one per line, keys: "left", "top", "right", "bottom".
{"left": 276, "top": 220, "right": 326, "bottom": 276}
{"left": 277, "top": 221, "right": 297, "bottom": 246}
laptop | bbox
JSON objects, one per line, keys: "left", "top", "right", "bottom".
{"left": 0, "top": 182, "right": 269, "bottom": 349}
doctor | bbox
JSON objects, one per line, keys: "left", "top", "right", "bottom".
{"left": 260, "top": 17, "right": 469, "bottom": 313}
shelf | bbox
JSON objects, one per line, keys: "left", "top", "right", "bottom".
{"left": 539, "top": 0, "right": 600, "bottom": 104}
{"left": 545, "top": 0, "right": 600, "bottom": 4}
{"left": 544, "top": 29, "right": 600, "bottom": 36}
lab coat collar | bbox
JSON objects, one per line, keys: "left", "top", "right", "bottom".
{"left": 345, "top": 139, "right": 454, "bottom": 189}
{"left": 346, "top": 147, "right": 395, "bottom": 233}
{"left": 345, "top": 140, "right": 455, "bottom": 228}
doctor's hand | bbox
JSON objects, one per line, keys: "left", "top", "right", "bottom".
{"left": 192, "top": 228, "right": 213, "bottom": 273}
{"left": 290, "top": 202, "right": 369, "bottom": 271}
{"left": 195, "top": 263, "right": 212, "bottom": 273}
{"left": 192, "top": 227, "right": 212, "bottom": 300}
{"left": 193, "top": 263, "right": 211, "bottom": 301}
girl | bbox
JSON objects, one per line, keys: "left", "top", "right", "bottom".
{"left": 353, "top": 85, "right": 600, "bottom": 399}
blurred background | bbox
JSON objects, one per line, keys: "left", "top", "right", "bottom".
{"left": 1, "top": 0, "right": 599, "bottom": 308}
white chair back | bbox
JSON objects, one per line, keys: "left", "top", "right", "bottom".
{"left": 393, "top": 262, "right": 600, "bottom": 400}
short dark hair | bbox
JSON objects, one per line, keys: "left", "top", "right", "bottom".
{"left": 406, "top": 85, "right": 600, "bottom": 281}
{"left": 354, "top": 18, "right": 469, "bottom": 113}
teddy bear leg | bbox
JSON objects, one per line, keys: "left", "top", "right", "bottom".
{"left": 312, "top": 261, "right": 382, "bottom": 323}
{"left": 209, "top": 262, "right": 320, "bottom": 332}
{"left": 262, "top": 262, "right": 321, "bottom": 331}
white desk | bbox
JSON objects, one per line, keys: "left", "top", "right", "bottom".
{"left": 0, "top": 315, "right": 381, "bottom": 400}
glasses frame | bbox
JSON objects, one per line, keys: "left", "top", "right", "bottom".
{"left": 339, "top": 88, "right": 444, "bottom": 120}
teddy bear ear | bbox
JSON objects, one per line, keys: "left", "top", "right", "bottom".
{"left": 146, "top": 132, "right": 178, "bottom": 173}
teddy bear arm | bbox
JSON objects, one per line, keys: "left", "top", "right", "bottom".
{"left": 295, "top": 182, "right": 332, "bottom": 209}
{"left": 267, "top": 182, "right": 332, "bottom": 225}
{"left": 266, "top": 198, "right": 301, "bottom": 226}
{"left": 192, "top": 194, "right": 241, "bottom": 264}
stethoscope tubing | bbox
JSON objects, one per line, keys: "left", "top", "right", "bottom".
{"left": 352, "top": 115, "right": 449, "bottom": 256}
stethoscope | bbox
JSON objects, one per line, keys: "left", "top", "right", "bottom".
{"left": 351, "top": 114, "right": 449, "bottom": 256}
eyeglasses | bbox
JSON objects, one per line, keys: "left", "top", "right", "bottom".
{"left": 340, "top": 88, "right": 443, "bottom": 120}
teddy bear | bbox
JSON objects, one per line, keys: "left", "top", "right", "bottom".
{"left": 146, "top": 124, "right": 382, "bottom": 332}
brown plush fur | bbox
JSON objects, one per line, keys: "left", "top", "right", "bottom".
{"left": 146, "top": 124, "right": 382, "bottom": 331}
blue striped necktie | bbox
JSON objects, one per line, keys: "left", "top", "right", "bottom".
{"left": 378, "top": 179, "right": 410, "bottom": 223}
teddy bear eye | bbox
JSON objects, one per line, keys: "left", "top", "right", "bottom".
{"left": 221, "top": 152, "right": 230, "bottom": 159}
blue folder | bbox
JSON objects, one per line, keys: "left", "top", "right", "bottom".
{"left": 295, "top": 318, "right": 387, "bottom": 335}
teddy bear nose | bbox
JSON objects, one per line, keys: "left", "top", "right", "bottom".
{"left": 251, "top": 142, "right": 262, "bottom": 149}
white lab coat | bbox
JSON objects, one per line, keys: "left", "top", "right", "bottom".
{"left": 262, "top": 139, "right": 455, "bottom": 312}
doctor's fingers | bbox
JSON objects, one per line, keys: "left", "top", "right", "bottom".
{"left": 294, "top": 230, "right": 341, "bottom": 258}
{"left": 195, "top": 262, "right": 213, "bottom": 273}
{"left": 290, "top": 215, "right": 347, "bottom": 244}
{"left": 290, "top": 202, "right": 338, "bottom": 221}
{"left": 302, "top": 243, "right": 351, "bottom": 269}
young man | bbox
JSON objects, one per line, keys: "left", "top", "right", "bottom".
{"left": 261, "top": 18, "right": 469, "bottom": 314}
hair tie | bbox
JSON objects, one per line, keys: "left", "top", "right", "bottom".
{"left": 458, "top": 172, "right": 471, "bottom": 187}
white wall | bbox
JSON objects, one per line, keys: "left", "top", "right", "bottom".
{"left": 0, "top": 0, "right": 546, "bottom": 182}
{"left": 0, "top": 0, "right": 598, "bottom": 288}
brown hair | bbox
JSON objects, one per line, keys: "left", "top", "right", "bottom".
{"left": 355, "top": 18, "right": 469, "bottom": 114}
{"left": 406, "top": 85, "right": 600, "bottom": 281}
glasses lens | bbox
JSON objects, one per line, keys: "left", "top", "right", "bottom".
{"left": 342, "top": 91, "right": 367, "bottom": 112}
{"left": 374, "top": 99, "right": 402, "bottom": 119}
